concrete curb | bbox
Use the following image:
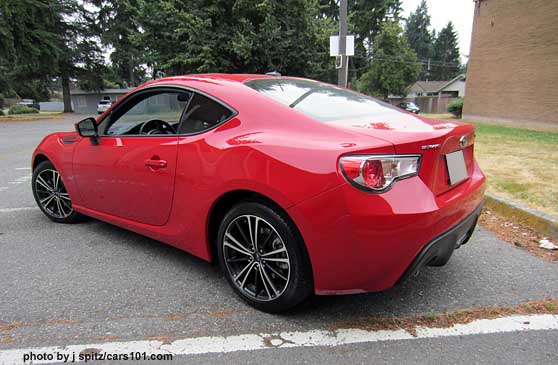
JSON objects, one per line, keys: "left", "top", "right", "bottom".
{"left": 484, "top": 192, "right": 558, "bottom": 239}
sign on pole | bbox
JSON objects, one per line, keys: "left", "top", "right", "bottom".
{"left": 329, "top": 35, "right": 355, "bottom": 57}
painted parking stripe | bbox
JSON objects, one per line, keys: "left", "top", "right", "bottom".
{"left": 15, "top": 167, "right": 31, "bottom": 170}
{"left": 0, "top": 207, "right": 37, "bottom": 213}
{"left": 0, "top": 314, "right": 557, "bottom": 364}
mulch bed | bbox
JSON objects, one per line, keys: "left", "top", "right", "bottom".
{"left": 479, "top": 208, "right": 558, "bottom": 262}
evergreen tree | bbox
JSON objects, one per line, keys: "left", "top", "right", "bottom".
{"left": 405, "top": 0, "right": 433, "bottom": 79}
{"left": 0, "top": 0, "right": 103, "bottom": 111}
{"left": 431, "top": 21, "right": 461, "bottom": 80}
{"left": 358, "top": 21, "right": 420, "bottom": 98}
{"left": 92, "top": 0, "right": 144, "bottom": 87}
{"left": 54, "top": 0, "right": 104, "bottom": 112}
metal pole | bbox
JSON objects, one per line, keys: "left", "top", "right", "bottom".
{"left": 338, "top": 0, "right": 348, "bottom": 87}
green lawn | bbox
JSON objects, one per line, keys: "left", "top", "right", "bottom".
{"left": 423, "top": 114, "right": 558, "bottom": 217}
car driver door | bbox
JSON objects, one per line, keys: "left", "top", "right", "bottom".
{"left": 73, "top": 88, "right": 191, "bottom": 226}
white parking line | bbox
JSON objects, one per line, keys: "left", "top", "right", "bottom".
{"left": 15, "top": 167, "right": 31, "bottom": 170}
{"left": 0, "top": 314, "right": 556, "bottom": 364}
{"left": 0, "top": 207, "right": 37, "bottom": 213}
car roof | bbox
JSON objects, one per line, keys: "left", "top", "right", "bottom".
{"left": 147, "top": 73, "right": 279, "bottom": 85}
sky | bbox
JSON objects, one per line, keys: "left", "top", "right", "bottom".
{"left": 401, "top": 0, "right": 475, "bottom": 63}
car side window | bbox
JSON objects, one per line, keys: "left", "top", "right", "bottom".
{"left": 178, "top": 93, "right": 233, "bottom": 134}
{"left": 104, "top": 90, "right": 191, "bottom": 136}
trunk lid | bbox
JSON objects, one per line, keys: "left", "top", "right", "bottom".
{"left": 329, "top": 113, "right": 475, "bottom": 195}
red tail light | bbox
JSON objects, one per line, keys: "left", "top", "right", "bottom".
{"left": 362, "top": 160, "right": 386, "bottom": 189}
{"left": 339, "top": 155, "right": 421, "bottom": 192}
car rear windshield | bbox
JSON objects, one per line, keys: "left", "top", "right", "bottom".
{"left": 245, "top": 78, "right": 401, "bottom": 122}
{"left": 99, "top": 100, "right": 111, "bottom": 105}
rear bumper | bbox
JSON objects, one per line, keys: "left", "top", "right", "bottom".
{"left": 288, "top": 161, "right": 486, "bottom": 295}
{"left": 396, "top": 201, "right": 483, "bottom": 285}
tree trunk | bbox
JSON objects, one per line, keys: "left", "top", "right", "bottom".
{"left": 62, "top": 75, "right": 73, "bottom": 113}
{"left": 128, "top": 58, "right": 134, "bottom": 86}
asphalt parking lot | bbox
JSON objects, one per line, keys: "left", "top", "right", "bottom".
{"left": 1, "top": 115, "right": 557, "bottom": 364}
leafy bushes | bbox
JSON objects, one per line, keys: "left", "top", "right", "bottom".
{"left": 8, "top": 105, "right": 39, "bottom": 115}
{"left": 0, "top": 109, "right": 4, "bottom": 116}
{"left": 447, "top": 98, "right": 464, "bottom": 118}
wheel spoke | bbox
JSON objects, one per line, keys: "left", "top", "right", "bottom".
{"left": 36, "top": 175, "right": 53, "bottom": 192}
{"left": 225, "top": 233, "right": 253, "bottom": 256}
{"left": 226, "top": 257, "right": 250, "bottom": 263}
{"left": 60, "top": 197, "right": 72, "bottom": 210}
{"left": 259, "top": 267, "right": 272, "bottom": 299}
{"left": 261, "top": 246, "right": 286, "bottom": 257}
{"left": 264, "top": 262, "right": 288, "bottom": 281}
{"left": 53, "top": 171, "right": 60, "bottom": 190}
{"left": 235, "top": 261, "right": 255, "bottom": 286}
{"left": 260, "top": 265, "right": 279, "bottom": 296}
{"left": 56, "top": 198, "right": 66, "bottom": 217}
{"left": 247, "top": 216, "right": 255, "bottom": 248}
{"left": 254, "top": 266, "right": 260, "bottom": 297}
{"left": 259, "top": 229, "right": 274, "bottom": 251}
{"left": 234, "top": 221, "right": 252, "bottom": 250}
{"left": 253, "top": 217, "right": 259, "bottom": 252}
{"left": 40, "top": 194, "right": 55, "bottom": 204}
{"left": 263, "top": 257, "right": 290, "bottom": 264}
{"left": 41, "top": 194, "right": 56, "bottom": 208}
{"left": 59, "top": 193, "right": 71, "bottom": 201}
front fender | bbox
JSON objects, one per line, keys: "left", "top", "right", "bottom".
{"left": 32, "top": 132, "right": 82, "bottom": 205}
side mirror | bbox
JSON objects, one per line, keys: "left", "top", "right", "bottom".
{"left": 75, "top": 117, "right": 99, "bottom": 144}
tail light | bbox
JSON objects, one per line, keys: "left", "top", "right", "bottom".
{"left": 339, "top": 155, "right": 421, "bottom": 192}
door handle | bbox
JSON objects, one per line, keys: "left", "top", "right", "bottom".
{"left": 145, "top": 157, "right": 168, "bottom": 170}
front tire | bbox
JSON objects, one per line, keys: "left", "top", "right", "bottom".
{"left": 32, "top": 160, "right": 83, "bottom": 223}
{"left": 217, "top": 201, "right": 313, "bottom": 313}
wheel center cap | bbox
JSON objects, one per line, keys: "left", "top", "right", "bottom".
{"left": 254, "top": 253, "right": 261, "bottom": 262}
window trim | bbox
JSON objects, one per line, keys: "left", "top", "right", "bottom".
{"left": 98, "top": 84, "right": 238, "bottom": 138}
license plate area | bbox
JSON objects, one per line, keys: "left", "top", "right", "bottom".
{"left": 445, "top": 150, "right": 468, "bottom": 185}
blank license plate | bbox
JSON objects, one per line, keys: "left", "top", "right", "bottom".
{"left": 445, "top": 150, "right": 468, "bottom": 185}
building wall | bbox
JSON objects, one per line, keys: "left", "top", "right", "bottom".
{"left": 71, "top": 93, "right": 127, "bottom": 114}
{"left": 443, "top": 80, "right": 466, "bottom": 97}
{"left": 463, "top": 0, "right": 558, "bottom": 124}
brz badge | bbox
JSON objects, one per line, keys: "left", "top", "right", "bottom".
{"left": 421, "top": 144, "right": 441, "bottom": 150}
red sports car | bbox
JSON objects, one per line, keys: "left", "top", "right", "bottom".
{"left": 31, "top": 74, "right": 485, "bottom": 312}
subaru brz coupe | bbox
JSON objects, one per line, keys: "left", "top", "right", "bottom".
{"left": 31, "top": 74, "right": 485, "bottom": 312}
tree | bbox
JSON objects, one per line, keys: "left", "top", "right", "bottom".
{"left": 136, "top": 0, "right": 330, "bottom": 79}
{"left": 431, "top": 21, "right": 461, "bottom": 80}
{"left": 357, "top": 21, "right": 420, "bottom": 98}
{"left": 405, "top": 0, "right": 433, "bottom": 79}
{"left": 92, "top": 0, "right": 145, "bottom": 87}
{"left": 0, "top": 0, "right": 61, "bottom": 99}
{"left": 0, "top": 1, "right": 103, "bottom": 111}
{"left": 54, "top": 1, "right": 105, "bottom": 111}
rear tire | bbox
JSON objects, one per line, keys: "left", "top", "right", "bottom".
{"left": 217, "top": 201, "right": 313, "bottom": 313}
{"left": 32, "top": 160, "right": 84, "bottom": 223}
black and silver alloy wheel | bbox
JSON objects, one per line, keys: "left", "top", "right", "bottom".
{"left": 35, "top": 169, "right": 73, "bottom": 218}
{"left": 223, "top": 215, "right": 291, "bottom": 301}
{"left": 32, "top": 160, "right": 83, "bottom": 223}
{"left": 217, "top": 201, "right": 313, "bottom": 313}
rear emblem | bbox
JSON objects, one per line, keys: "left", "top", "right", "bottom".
{"left": 459, "top": 136, "right": 467, "bottom": 148}
{"left": 421, "top": 144, "right": 440, "bottom": 150}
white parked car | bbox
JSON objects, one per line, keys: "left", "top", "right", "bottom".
{"left": 97, "top": 100, "right": 113, "bottom": 114}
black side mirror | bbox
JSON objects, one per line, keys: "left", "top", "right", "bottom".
{"left": 75, "top": 117, "right": 99, "bottom": 144}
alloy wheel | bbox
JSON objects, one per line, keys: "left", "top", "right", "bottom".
{"left": 35, "top": 169, "right": 73, "bottom": 219}
{"left": 223, "top": 215, "right": 291, "bottom": 301}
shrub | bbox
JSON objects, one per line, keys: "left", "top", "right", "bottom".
{"left": 447, "top": 98, "right": 464, "bottom": 118}
{"left": 8, "top": 104, "right": 39, "bottom": 115}
{"left": 0, "top": 109, "right": 4, "bottom": 116}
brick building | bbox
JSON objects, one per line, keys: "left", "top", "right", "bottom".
{"left": 463, "top": 0, "right": 558, "bottom": 125}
